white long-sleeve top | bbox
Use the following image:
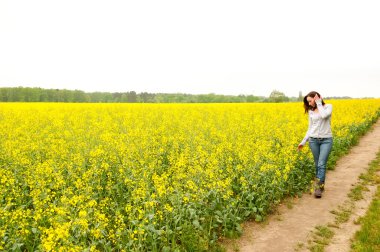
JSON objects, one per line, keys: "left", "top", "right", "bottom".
{"left": 300, "top": 100, "right": 333, "bottom": 146}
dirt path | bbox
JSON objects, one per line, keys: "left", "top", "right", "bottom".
{"left": 223, "top": 121, "right": 380, "bottom": 252}
{"left": 324, "top": 179, "right": 379, "bottom": 252}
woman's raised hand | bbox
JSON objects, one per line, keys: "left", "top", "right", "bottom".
{"left": 314, "top": 94, "right": 322, "bottom": 103}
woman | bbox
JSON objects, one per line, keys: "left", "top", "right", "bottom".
{"left": 298, "top": 91, "right": 333, "bottom": 198}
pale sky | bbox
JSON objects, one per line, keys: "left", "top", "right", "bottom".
{"left": 1, "top": 0, "right": 379, "bottom": 98}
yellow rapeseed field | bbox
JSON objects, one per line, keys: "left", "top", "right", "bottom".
{"left": 1, "top": 100, "right": 379, "bottom": 251}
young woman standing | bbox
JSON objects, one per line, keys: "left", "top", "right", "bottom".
{"left": 298, "top": 91, "right": 333, "bottom": 198}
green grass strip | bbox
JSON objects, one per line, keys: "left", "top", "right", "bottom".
{"left": 351, "top": 152, "right": 380, "bottom": 252}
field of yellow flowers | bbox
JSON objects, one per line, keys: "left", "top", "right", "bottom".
{"left": 1, "top": 100, "right": 380, "bottom": 251}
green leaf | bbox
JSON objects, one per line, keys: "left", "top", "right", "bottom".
{"left": 193, "top": 219, "right": 200, "bottom": 228}
{"left": 255, "top": 215, "right": 263, "bottom": 222}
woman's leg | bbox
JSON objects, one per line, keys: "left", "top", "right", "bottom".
{"left": 316, "top": 138, "right": 333, "bottom": 183}
{"left": 309, "top": 138, "right": 320, "bottom": 178}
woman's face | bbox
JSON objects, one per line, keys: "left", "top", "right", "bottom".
{"left": 307, "top": 96, "right": 315, "bottom": 107}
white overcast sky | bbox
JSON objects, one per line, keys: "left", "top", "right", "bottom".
{"left": 1, "top": 0, "right": 379, "bottom": 98}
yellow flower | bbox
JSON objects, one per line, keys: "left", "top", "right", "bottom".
{"left": 164, "top": 204, "right": 173, "bottom": 213}
{"left": 78, "top": 210, "right": 87, "bottom": 218}
{"left": 1, "top": 100, "right": 379, "bottom": 250}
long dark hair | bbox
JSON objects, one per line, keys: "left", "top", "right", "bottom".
{"left": 303, "top": 91, "right": 325, "bottom": 113}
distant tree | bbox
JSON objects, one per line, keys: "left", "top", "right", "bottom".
{"left": 112, "top": 92, "right": 121, "bottom": 102}
{"left": 120, "top": 93, "right": 129, "bottom": 102}
{"left": 127, "top": 91, "right": 137, "bottom": 103}
{"left": 0, "top": 88, "right": 7, "bottom": 101}
{"left": 298, "top": 91, "right": 303, "bottom": 101}
{"left": 269, "top": 90, "right": 288, "bottom": 103}
{"left": 72, "top": 90, "right": 89, "bottom": 102}
{"left": 39, "top": 88, "right": 48, "bottom": 102}
{"left": 139, "top": 92, "right": 156, "bottom": 103}
{"left": 103, "top": 93, "right": 114, "bottom": 102}
{"left": 246, "top": 95, "right": 261, "bottom": 102}
{"left": 88, "top": 92, "right": 103, "bottom": 102}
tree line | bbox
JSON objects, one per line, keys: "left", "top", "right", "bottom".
{"left": 0, "top": 87, "right": 352, "bottom": 103}
{"left": 0, "top": 87, "right": 265, "bottom": 103}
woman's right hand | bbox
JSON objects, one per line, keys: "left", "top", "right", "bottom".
{"left": 314, "top": 94, "right": 321, "bottom": 102}
{"left": 297, "top": 144, "right": 303, "bottom": 151}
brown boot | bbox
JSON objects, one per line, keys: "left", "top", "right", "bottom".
{"left": 314, "top": 179, "right": 324, "bottom": 198}
{"left": 314, "top": 187, "right": 322, "bottom": 198}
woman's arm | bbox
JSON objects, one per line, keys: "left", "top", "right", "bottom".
{"left": 315, "top": 95, "right": 332, "bottom": 119}
{"left": 316, "top": 100, "right": 332, "bottom": 119}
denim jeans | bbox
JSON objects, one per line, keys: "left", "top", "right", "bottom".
{"left": 309, "top": 137, "right": 333, "bottom": 183}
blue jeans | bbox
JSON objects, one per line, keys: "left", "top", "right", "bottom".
{"left": 309, "top": 137, "right": 333, "bottom": 183}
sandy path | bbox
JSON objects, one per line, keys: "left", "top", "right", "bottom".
{"left": 224, "top": 120, "right": 380, "bottom": 252}
{"left": 324, "top": 180, "right": 378, "bottom": 252}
